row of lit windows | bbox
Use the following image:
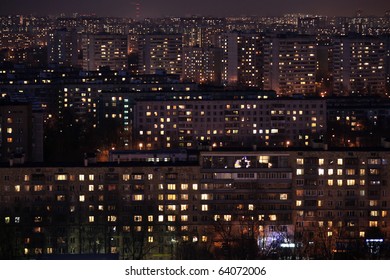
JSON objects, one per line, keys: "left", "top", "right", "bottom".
{"left": 15, "top": 173, "right": 196, "bottom": 183}
{"left": 297, "top": 158, "right": 384, "bottom": 165}
{"left": 296, "top": 168, "right": 379, "bottom": 176}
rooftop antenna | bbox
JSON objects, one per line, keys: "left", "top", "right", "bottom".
{"left": 136, "top": 2, "right": 141, "bottom": 20}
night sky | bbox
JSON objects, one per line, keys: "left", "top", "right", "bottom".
{"left": 1, "top": 0, "right": 390, "bottom": 18}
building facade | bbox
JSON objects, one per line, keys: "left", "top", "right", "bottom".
{"left": 263, "top": 34, "right": 317, "bottom": 95}
{"left": 331, "top": 35, "right": 387, "bottom": 96}
{"left": 221, "top": 33, "right": 263, "bottom": 88}
{"left": 133, "top": 92, "right": 326, "bottom": 150}
{"left": 138, "top": 34, "right": 183, "bottom": 75}
{"left": 81, "top": 33, "right": 128, "bottom": 71}
{"left": 2, "top": 148, "right": 389, "bottom": 259}
{"left": 47, "top": 29, "right": 79, "bottom": 67}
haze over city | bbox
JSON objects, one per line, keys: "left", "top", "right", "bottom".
{"left": 1, "top": 0, "right": 390, "bottom": 18}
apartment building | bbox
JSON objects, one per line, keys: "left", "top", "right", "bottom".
{"left": 221, "top": 33, "right": 263, "bottom": 88}
{"left": 133, "top": 92, "right": 326, "bottom": 150}
{"left": 138, "top": 34, "right": 183, "bottom": 75}
{"left": 331, "top": 35, "right": 387, "bottom": 96}
{"left": 81, "top": 33, "right": 128, "bottom": 71}
{"left": 1, "top": 148, "right": 389, "bottom": 259}
{"left": 263, "top": 34, "right": 317, "bottom": 95}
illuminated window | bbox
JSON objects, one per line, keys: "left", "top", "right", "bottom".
{"left": 167, "top": 184, "right": 176, "bottom": 190}
{"left": 79, "top": 195, "right": 85, "bottom": 202}
{"left": 337, "top": 169, "right": 343, "bottom": 176}
{"left": 347, "top": 180, "right": 355, "bottom": 186}
{"left": 167, "top": 194, "right": 177, "bottom": 200}
{"left": 280, "top": 194, "right": 288, "bottom": 200}
{"left": 181, "top": 204, "right": 188, "bottom": 211}
{"left": 269, "top": 214, "right": 277, "bottom": 221}
{"left": 132, "top": 194, "right": 144, "bottom": 201}
{"left": 89, "top": 216, "right": 94, "bottom": 223}
{"left": 369, "top": 200, "right": 378, "bottom": 207}
{"left": 296, "top": 158, "right": 304, "bottom": 165}
{"left": 192, "top": 184, "right": 198, "bottom": 190}
{"left": 148, "top": 236, "right": 153, "bottom": 243}
{"left": 79, "top": 174, "right": 85, "bottom": 181}
{"left": 296, "top": 200, "right": 302, "bottom": 207}
{"left": 89, "top": 174, "right": 94, "bottom": 181}
{"left": 89, "top": 185, "right": 94, "bottom": 191}
{"left": 258, "top": 215, "right": 265, "bottom": 221}
{"left": 224, "top": 215, "right": 232, "bottom": 221}
{"left": 248, "top": 204, "right": 254, "bottom": 211}
{"left": 201, "top": 205, "right": 208, "bottom": 211}
{"left": 337, "top": 159, "right": 343, "bottom": 165}
{"left": 56, "top": 195, "right": 66, "bottom": 201}
{"left": 134, "top": 215, "right": 142, "bottom": 222}
{"left": 181, "top": 184, "right": 188, "bottom": 190}
{"left": 108, "top": 215, "right": 117, "bottom": 222}
{"left": 346, "top": 169, "right": 355, "bottom": 175}
{"left": 337, "top": 180, "right": 343, "bottom": 186}
{"left": 370, "top": 211, "right": 378, "bottom": 217}
{"left": 158, "top": 215, "right": 164, "bottom": 222}
{"left": 296, "top": 169, "right": 304, "bottom": 175}
{"left": 328, "top": 180, "right": 334, "bottom": 186}
{"left": 55, "top": 174, "right": 68, "bottom": 181}
{"left": 359, "top": 231, "right": 365, "bottom": 238}
{"left": 369, "top": 221, "right": 378, "bottom": 227}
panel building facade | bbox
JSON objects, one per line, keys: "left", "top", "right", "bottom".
{"left": 132, "top": 92, "right": 326, "bottom": 150}
{"left": 1, "top": 148, "right": 389, "bottom": 259}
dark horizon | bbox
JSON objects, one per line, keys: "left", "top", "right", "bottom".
{"left": 1, "top": 0, "right": 390, "bottom": 18}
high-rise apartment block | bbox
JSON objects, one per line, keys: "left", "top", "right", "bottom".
{"left": 221, "top": 33, "right": 263, "bottom": 88}
{"left": 331, "top": 35, "right": 387, "bottom": 96}
{"left": 0, "top": 101, "right": 36, "bottom": 162}
{"left": 182, "top": 46, "right": 221, "bottom": 85}
{"left": 138, "top": 34, "right": 183, "bottom": 75}
{"left": 47, "top": 29, "right": 79, "bottom": 67}
{"left": 81, "top": 33, "right": 128, "bottom": 71}
{"left": 263, "top": 34, "right": 317, "bottom": 95}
